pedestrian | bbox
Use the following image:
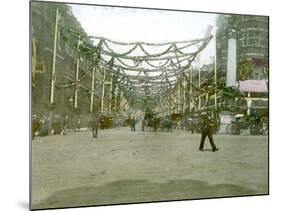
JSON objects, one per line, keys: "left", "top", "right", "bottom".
{"left": 141, "top": 118, "right": 145, "bottom": 131}
{"left": 131, "top": 117, "right": 136, "bottom": 131}
{"left": 39, "top": 115, "right": 49, "bottom": 136}
{"left": 90, "top": 112, "right": 100, "bottom": 138}
{"left": 199, "top": 112, "right": 219, "bottom": 152}
{"left": 190, "top": 118, "right": 195, "bottom": 134}
{"left": 61, "top": 115, "right": 68, "bottom": 135}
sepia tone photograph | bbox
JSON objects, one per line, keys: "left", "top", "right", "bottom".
{"left": 30, "top": 1, "right": 269, "bottom": 210}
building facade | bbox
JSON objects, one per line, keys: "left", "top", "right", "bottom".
{"left": 216, "top": 15, "right": 268, "bottom": 100}
{"left": 214, "top": 14, "right": 269, "bottom": 133}
{"left": 216, "top": 14, "right": 268, "bottom": 82}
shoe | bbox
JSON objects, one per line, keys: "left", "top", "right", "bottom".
{"left": 199, "top": 148, "right": 204, "bottom": 151}
{"left": 212, "top": 148, "right": 219, "bottom": 152}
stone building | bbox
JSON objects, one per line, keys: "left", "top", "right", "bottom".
{"left": 215, "top": 14, "right": 268, "bottom": 107}
{"left": 216, "top": 14, "right": 268, "bottom": 81}
{"left": 214, "top": 14, "right": 269, "bottom": 133}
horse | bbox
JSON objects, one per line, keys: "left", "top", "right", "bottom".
{"left": 160, "top": 116, "right": 173, "bottom": 132}
{"left": 39, "top": 116, "right": 50, "bottom": 136}
{"left": 32, "top": 115, "right": 41, "bottom": 139}
{"left": 52, "top": 114, "right": 63, "bottom": 135}
{"left": 142, "top": 116, "right": 160, "bottom": 132}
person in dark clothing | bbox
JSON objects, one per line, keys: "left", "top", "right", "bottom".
{"left": 90, "top": 113, "right": 100, "bottom": 138}
{"left": 199, "top": 112, "right": 219, "bottom": 152}
{"left": 131, "top": 117, "right": 136, "bottom": 131}
{"left": 141, "top": 118, "right": 146, "bottom": 131}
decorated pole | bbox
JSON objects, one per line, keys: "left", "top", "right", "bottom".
{"left": 189, "top": 68, "right": 193, "bottom": 112}
{"left": 115, "top": 85, "right": 119, "bottom": 114}
{"left": 89, "top": 66, "right": 96, "bottom": 113}
{"left": 109, "top": 77, "right": 113, "bottom": 114}
{"left": 183, "top": 77, "right": 186, "bottom": 112}
{"left": 74, "top": 35, "right": 81, "bottom": 110}
{"left": 101, "top": 68, "right": 106, "bottom": 113}
{"left": 168, "top": 92, "right": 172, "bottom": 114}
{"left": 214, "top": 56, "right": 217, "bottom": 109}
{"left": 50, "top": 8, "right": 59, "bottom": 105}
{"left": 197, "top": 55, "right": 201, "bottom": 110}
{"left": 214, "top": 27, "right": 218, "bottom": 110}
{"left": 178, "top": 81, "right": 181, "bottom": 113}
{"left": 198, "top": 55, "right": 201, "bottom": 110}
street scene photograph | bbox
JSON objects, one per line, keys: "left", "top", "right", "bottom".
{"left": 31, "top": 1, "right": 269, "bottom": 210}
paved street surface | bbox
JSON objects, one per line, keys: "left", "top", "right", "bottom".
{"left": 31, "top": 127, "right": 268, "bottom": 209}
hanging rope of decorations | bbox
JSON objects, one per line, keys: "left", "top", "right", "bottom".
{"left": 58, "top": 24, "right": 213, "bottom": 102}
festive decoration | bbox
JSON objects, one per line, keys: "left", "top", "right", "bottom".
{"left": 56, "top": 25, "right": 212, "bottom": 108}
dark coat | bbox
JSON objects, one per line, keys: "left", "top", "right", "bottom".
{"left": 201, "top": 116, "right": 214, "bottom": 133}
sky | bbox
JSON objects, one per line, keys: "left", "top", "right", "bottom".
{"left": 69, "top": 4, "right": 217, "bottom": 66}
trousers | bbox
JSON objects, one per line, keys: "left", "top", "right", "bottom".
{"left": 199, "top": 130, "right": 216, "bottom": 150}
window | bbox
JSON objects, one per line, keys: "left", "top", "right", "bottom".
{"left": 242, "top": 32, "right": 247, "bottom": 47}
{"left": 242, "top": 16, "right": 250, "bottom": 21}
{"left": 243, "top": 29, "right": 262, "bottom": 47}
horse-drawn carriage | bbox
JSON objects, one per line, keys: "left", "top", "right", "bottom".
{"left": 226, "top": 114, "right": 267, "bottom": 135}
{"left": 99, "top": 114, "right": 113, "bottom": 129}
{"left": 141, "top": 109, "right": 160, "bottom": 132}
{"left": 159, "top": 115, "right": 173, "bottom": 132}
{"left": 31, "top": 114, "right": 63, "bottom": 138}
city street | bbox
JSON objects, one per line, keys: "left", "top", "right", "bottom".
{"left": 30, "top": 4, "right": 269, "bottom": 209}
{"left": 31, "top": 127, "right": 268, "bottom": 209}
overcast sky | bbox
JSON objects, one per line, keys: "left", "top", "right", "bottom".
{"left": 70, "top": 4, "right": 217, "bottom": 65}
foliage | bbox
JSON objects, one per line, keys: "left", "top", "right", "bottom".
{"left": 238, "top": 60, "right": 253, "bottom": 80}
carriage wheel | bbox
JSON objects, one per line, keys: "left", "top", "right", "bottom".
{"left": 226, "top": 124, "right": 232, "bottom": 135}
{"left": 226, "top": 123, "right": 238, "bottom": 135}
{"left": 250, "top": 124, "right": 261, "bottom": 135}
{"left": 231, "top": 124, "right": 239, "bottom": 135}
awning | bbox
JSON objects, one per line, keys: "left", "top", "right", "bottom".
{"left": 235, "top": 114, "right": 244, "bottom": 118}
{"left": 239, "top": 80, "right": 268, "bottom": 93}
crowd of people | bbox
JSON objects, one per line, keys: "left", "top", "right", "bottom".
{"left": 32, "top": 109, "right": 268, "bottom": 153}
{"left": 32, "top": 113, "right": 81, "bottom": 139}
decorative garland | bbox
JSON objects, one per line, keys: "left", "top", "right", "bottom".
{"left": 56, "top": 25, "right": 213, "bottom": 105}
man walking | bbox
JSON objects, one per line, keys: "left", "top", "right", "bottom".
{"left": 199, "top": 112, "right": 219, "bottom": 152}
{"left": 90, "top": 112, "right": 100, "bottom": 138}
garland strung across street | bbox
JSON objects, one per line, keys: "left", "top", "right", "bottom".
{"left": 58, "top": 25, "right": 213, "bottom": 106}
